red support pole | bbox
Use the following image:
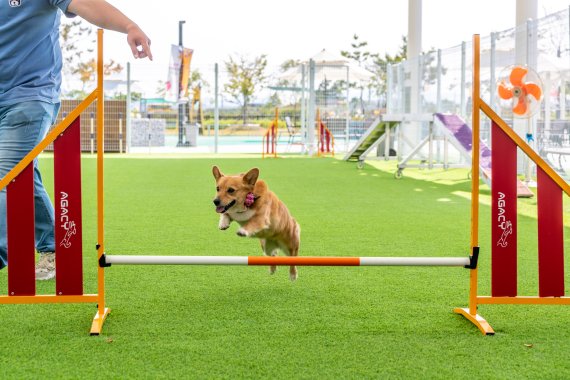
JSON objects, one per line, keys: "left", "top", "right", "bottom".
{"left": 7, "top": 163, "right": 36, "bottom": 296}
{"left": 271, "top": 124, "right": 276, "bottom": 154}
{"left": 537, "top": 167, "right": 565, "bottom": 297}
{"left": 491, "top": 121, "right": 518, "bottom": 297}
{"left": 54, "top": 117, "right": 84, "bottom": 295}
{"left": 320, "top": 123, "right": 324, "bottom": 153}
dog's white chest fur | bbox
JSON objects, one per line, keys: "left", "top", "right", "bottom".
{"left": 229, "top": 208, "right": 256, "bottom": 223}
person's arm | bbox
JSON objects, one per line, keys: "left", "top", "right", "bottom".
{"left": 67, "top": 0, "right": 153, "bottom": 60}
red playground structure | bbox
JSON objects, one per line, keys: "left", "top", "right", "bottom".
{"left": 262, "top": 108, "right": 279, "bottom": 159}
{"left": 316, "top": 109, "right": 335, "bottom": 157}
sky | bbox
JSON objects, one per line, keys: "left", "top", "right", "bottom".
{"left": 76, "top": 0, "right": 570, "bottom": 96}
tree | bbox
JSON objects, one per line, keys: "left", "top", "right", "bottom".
{"left": 369, "top": 36, "right": 408, "bottom": 107}
{"left": 341, "top": 34, "right": 371, "bottom": 114}
{"left": 188, "top": 69, "right": 209, "bottom": 103}
{"left": 275, "top": 59, "right": 302, "bottom": 93}
{"left": 60, "top": 19, "right": 95, "bottom": 75}
{"left": 60, "top": 19, "right": 124, "bottom": 98}
{"left": 271, "top": 59, "right": 303, "bottom": 107}
{"left": 280, "top": 59, "right": 301, "bottom": 72}
{"left": 421, "top": 47, "right": 443, "bottom": 87}
{"left": 369, "top": 36, "right": 445, "bottom": 110}
{"left": 341, "top": 34, "right": 370, "bottom": 65}
{"left": 224, "top": 54, "right": 267, "bottom": 124}
{"left": 263, "top": 93, "right": 282, "bottom": 112}
{"left": 156, "top": 69, "right": 208, "bottom": 100}
{"left": 113, "top": 92, "right": 142, "bottom": 102}
{"left": 71, "top": 58, "right": 123, "bottom": 93}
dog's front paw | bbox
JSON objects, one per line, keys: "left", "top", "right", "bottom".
{"left": 236, "top": 228, "right": 249, "bottom": 237}
{"left": 218, "top": 215, "right": 231, "bottom": 230}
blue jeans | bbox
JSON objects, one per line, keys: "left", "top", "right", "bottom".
{"left": 0, "top": 101, "right": 60, "bottom": 270}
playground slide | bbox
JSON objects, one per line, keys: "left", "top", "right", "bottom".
{"left": 343, "top": 118, "right": 397, "bottom": 163}
{"left": 434, "top": 113, "right": 534, "bottom": 198}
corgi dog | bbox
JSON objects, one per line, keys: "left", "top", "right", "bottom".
{"left": 212, "top": 166, "right": 300, "bottom": 280}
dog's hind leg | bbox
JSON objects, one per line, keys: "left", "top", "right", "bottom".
{"left": 261, "top": 239, "right": 279, "bottom": 275}
{"left": 279, "top": 242, "right": 298, "bottom": 281}
{"left": 288, "top": 246, "right": 298, "bottom": 281}
{"left": 287, "top": 222, "right": 301, "bottom": 281}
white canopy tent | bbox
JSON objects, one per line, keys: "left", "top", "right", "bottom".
{"left": 277, "top": 49, "right": 374, "bottom": 84}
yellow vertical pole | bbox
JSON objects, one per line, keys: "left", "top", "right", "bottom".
{"left": 91, "top": 28, "right": 109, "bottom": 334}
{"left": 469, "top": 34, "right": 481, "bottom": 315}
{"left": 454, "top": 34, "right": 494, "bottom": 335}
{"left": 97, "top": 28, "right": 105, "bottom": 313}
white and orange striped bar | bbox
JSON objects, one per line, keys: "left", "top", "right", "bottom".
{"left": 103, "top": 255, "right": 471, "bottom": 267}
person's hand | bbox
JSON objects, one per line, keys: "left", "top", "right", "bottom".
{"left": 126, "top": 24, "right": 152, "bottom": 60}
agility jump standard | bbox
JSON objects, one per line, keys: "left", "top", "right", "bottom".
{"left": 0, "top": 30, "right": 108, "bottom": 334}
{"left": 453, "top": 35, "right": 570, "bottom": 335}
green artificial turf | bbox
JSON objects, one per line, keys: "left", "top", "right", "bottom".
{"left": 0, "top": 155, "right": 569, "bottom": 379}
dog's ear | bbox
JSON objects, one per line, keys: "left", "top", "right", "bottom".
{"left": 243, "top": 168, "right": 259, "bottom": 186}
{"left": 212, "top": 166, "right": 224, "bottom": 181}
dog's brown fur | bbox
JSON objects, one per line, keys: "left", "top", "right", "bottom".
{"left": 212, "top": 166, "right": 300, "bottom": 280}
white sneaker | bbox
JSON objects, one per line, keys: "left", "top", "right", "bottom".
{"left": 35, "top": 253, "right": 55, "bottom": 281}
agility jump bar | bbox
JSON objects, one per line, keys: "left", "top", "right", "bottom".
{"left": 101, "top": 253, "right": 477, "bottom": 268}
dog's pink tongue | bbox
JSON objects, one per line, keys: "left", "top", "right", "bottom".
{"left": 216, "top": 206, "right": 225, "bottom": 213}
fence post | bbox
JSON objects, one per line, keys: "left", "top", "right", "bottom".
{"left": 345, "top": 66, "right": 350, "bottom": 150}
{"left": 386, "top": 63, "right": 393, "bottom": 113}
{"left": 214, "top": 63, "right": 219, "bottom": 154}
{"left": 436, "top": 49, "right": 442, "bottom": 111}
{"left": 126, "top": 62, "right": 131, "bottom": 153}
{"left": 301, "top": 63, "right": 307, "bottom": 151}
{"left": 461, "top": 41, "right": 466, "bottom": 117}
{"left": 307, "top": 59, "right": 316, "bottom": 156}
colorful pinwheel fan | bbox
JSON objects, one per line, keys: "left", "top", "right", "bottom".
{"left": 497, "top": 65, "right": 543, "bottom": 117}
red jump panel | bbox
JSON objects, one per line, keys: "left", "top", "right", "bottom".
{"left": 7, "top": 164, "right": 36, "bottom": 296}
{"left": 537, "top": 167, "right": 564, "bottom": 297}
{"left": 54, "top": 117, "right": 84, "bottom": 296}
{"left": 491, "top": 121, "right": 518, "bottom": 297}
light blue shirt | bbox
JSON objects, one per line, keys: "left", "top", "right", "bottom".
{"left": 0, "top": 0, "right": 74, "bottom": 106}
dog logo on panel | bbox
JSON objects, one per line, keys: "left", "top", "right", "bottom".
{"left": 9, "top": 0, "right": 22, "bottom": 7}
{"left": 59, "top": 192, "right": 77, "bottom": 249}
{"left": 60, "top": 221, "right": 77, "bottom": 249}
{"left": 497, "top": 221, "right": 512, "bottom": 248}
